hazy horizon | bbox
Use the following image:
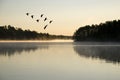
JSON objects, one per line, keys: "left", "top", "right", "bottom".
{"left": 0, "top": 0, "right": 120, "bottom": 36}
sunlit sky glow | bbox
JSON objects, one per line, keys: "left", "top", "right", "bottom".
{"left": 0, "top": 0, "right": 120, "bottom": 35}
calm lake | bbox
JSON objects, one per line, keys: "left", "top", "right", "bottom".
{"left": 0, "top": 41, "right": 120, "bottom": 80}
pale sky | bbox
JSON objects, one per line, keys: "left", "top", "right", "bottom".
{"left": 0, "top": 0, "right": 120, "bottom": 36}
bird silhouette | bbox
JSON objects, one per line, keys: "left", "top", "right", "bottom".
{"left": 26, "top": 13, "right": 29, "bottom": 16}
{"left": 36, "top": 19, "right": 39, "bottom": 22}
{"left": 44, "top": 25, "right": 48, "bottom": 29}
{"left": 49, "top": 20, "right": 53, "bottom": 24}
{"left": 44, "top": 17, "right": 47, "bottom": 21}
{"left": 31, "top": 15, "right": 34, "bottom": 19}
{"left": 41, "top": 14, "right": 44, "bottom": 18}
{"left": 25, "top": 12, "right": 53, "bottom": 30}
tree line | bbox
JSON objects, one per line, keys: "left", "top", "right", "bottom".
{"left": 0, "top": 25, "right": 71, "bottom": 40}
{"left": 73, "top": 20, "right": 120, "bottom": 41}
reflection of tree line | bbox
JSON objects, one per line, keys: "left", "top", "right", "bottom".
{"left": 0, "top": 43, "right": 49, "bottom": 56}
{"left": 74, "top": 45, "right": 120, "bottom": 63}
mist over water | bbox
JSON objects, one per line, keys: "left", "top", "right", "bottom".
{"left": 0, "top": 41, "right": 120, "bottom": 80}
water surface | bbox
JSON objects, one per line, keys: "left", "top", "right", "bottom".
{"left": 0, "top": 41, "right": 120, "bottom": 80}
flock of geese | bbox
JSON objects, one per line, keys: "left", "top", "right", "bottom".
{"left": 26, "top": 13, "right": 53, "bottom": 29}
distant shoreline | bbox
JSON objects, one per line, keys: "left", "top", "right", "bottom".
{"left": 0, "top": 25, "right": 72, "bottom": 40}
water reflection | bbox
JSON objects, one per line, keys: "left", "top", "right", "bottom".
{"left": 74, "top": 43, "right": 120, "bottom": 64}
{"left": 0, "top": 42, "right": 49, "bottom": 56}
{"left": 1, "top": 42, "right": 120, "bottom": 64}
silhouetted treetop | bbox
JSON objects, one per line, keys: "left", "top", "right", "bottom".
{"left": 73, "top": 20, "right": 120, "bottom": 41}
{"left": 0, "top": 25, "right": 71, "bottom": 40}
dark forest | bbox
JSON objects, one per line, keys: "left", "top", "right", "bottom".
{"left": 73, "top": 20, "right": 120, "bottom": 42}
{"left": 0, "top": 25, "right": 71, "bottom": 40}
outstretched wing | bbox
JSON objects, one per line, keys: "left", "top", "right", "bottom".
{"left": 44, "top": 25, "right": 48, "bottom": 29}
{"left": 26, "top": 13, "right": 29, "bottom": 16}
{"left": 49, "top": 20, "right": 53, "bottom": 24}
{"left": 44, "top": 18, "right": 47, "bottom": 21}
{"left": 41, "top": 14, "right": 44, "bottom": 17}
{"left": 31, "top": 15, "right": 34, "bottom": 19}
{"left": 36, "top": 19, "right": 39, "bottom": 22}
